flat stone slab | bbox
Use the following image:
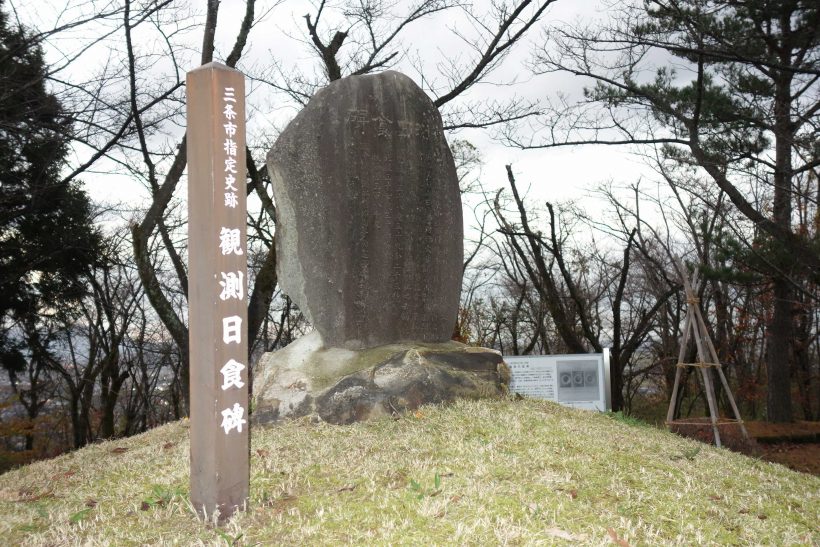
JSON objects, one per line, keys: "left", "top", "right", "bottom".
{"left": 252, "top": 332, "right": 510, "bottom": 425}
{"left": 267, "top": 71, "right": 463, "bottom": 349}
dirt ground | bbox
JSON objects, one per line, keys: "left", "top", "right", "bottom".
{"left": 747, "top": 421, "right": 820, "bottom": 476}
{"left": 759, "top": 442, "right": 820, "bottom": 476}
{"left": 669, "top": 419, "right": 820, "bottom": 476}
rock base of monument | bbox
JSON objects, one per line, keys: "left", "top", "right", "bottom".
{"left": 252, "top": 332, "right": 510, "bottom": 425}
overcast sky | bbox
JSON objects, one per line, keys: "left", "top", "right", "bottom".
{"left": 12, "top": 0, "right": 656, "bottom": 214}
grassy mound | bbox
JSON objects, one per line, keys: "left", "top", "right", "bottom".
{"left": 1, "top": 398, "right": 817, "bottom": 545}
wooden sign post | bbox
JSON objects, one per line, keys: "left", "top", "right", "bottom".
{"left": 187, "top": 62, "right": 249, "bottom": 521}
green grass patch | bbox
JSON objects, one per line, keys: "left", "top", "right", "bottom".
{"left": 0, "top": 398, "right": 817, "bottom": 545}
{"left": 606, "top": 410, "right": 653, "bottom": 428}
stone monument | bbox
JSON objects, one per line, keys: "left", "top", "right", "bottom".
{"left": 253, "top": 71, "right": 508, "bottom": 424}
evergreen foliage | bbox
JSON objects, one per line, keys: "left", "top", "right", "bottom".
{"left": 537, "top": 0, "right": 819, "bottom": 421}
{"left": 0, "top": 0, "right": 101, "bottom": 374}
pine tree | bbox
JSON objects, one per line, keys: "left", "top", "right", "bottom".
{"left": 638, "top": 0, "right": 819, "bottom": 422}
{"left": 532, "top": 0, "right": 819, "bottom": 421}
{"left": 0, "top": 0, "right": 101, "bottom": 375}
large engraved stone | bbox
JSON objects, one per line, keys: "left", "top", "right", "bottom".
{"left": 267, "top": 71, "right": 463, "bottom": 349}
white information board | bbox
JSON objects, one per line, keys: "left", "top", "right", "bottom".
{"left": 505, "top": 350, "right": 611, "bottom": 412}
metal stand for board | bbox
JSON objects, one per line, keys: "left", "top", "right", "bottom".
{"left": 665, "top": 258, "right": 749, "bottom": 448}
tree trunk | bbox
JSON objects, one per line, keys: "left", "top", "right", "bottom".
{"left": 23, "top": 416, "right": 34, "bottom": 452}
{"left": 99, "top": 402, "right": 116, "bottom": 439}
{"left": 610, "top": 349, "right": 624, "bottom": 412}
{"left": 99, "top": 372, "right": 128, "bottom": 439}
{"left": 766, "top": 33, "right": 795, "bottom": 422}
{"left": 767, "top": 279, "right": 793, "bottom": 422}
{"left": 792, "top": 290, "right": 814, "bottom": 420}
{"left": 69, "top": 396, "right": 88, "bottom": 449}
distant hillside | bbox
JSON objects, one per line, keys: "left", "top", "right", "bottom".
{"left": 0, "top": 398, "right": 817, "bottom": 545}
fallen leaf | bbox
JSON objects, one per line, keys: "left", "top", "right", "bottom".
{"left": 568, "top": 489, "right": 578, "bottom": 500}
{"left": 607, "top": 527, "right": 630, "bottom": 547}
{"left": 17, "top": 489, "right": 54, "bottom": 502}
{"left": 85, "top": 498, "right": 97, "bottom": 508}
{"left": 110, "top": 447, "right": 128, "bottom": 454}
{"left": 256, "top": 449, "right": 270, "bottom": 458}
{"left": 140, "top": 501, "right": 150, "bottom": 511}
{"left": 50, "top": 470, "right": 76, "bottom": 481}
{"left": 450, "top": 495, "right": 462, "bottom": 503}
{"left": 162, "top": 442, "right": 175, "bottom": 450}
{"left": 757, "top": 514, "right": 767, "bottom": 520}
{"left": 709, "top": 494, "right": 723, "bottom": 501}
{"left": 270, "top": 494, "right": 298, "bottom": 515}
{"left": 337, "top": 484, "right": 356, "bottom": 492}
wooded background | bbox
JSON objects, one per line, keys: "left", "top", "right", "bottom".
{"left": 1, "top": 0, "right": 817, "bottom": 469}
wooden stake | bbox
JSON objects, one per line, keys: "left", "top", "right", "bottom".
{"left": 666, "top": 311, "right": 691, "bottom": 424}
{"left": 668, "top": 258, "right": 748, "bottom": 447}
{"left": 187, "top": 62, "right": 249, "bottom": 521}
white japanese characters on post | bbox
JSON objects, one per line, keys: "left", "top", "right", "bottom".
{"left": 186, "top": 62, "right": 249, "bottom": 522}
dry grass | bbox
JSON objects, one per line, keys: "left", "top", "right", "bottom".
{"left": 0, "top": 398, "right": 817, "bottom": 545}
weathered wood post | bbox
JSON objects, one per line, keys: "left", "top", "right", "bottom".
{"left": 666, "top": 258, "right": 749, "bottom": 448}
{"left": 186, "top": 62, "right": 249, "bottom": 521}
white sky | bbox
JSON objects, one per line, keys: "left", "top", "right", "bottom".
{"left": 12, "top": 0, "right": 656, "bottom": 214}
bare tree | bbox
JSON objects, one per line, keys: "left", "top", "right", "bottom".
{"left": 492, "top": 166, "right": 678, "bottom": 411}
{"left": 509, "top": 0, "right": 819, "bottom": 421}
{"left": 11, "top": 0, "right": 562, "bottom": 425}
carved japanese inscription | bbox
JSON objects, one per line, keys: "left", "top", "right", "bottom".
{"left": 187, "top": 62, "right": 249, "bottom": 521}
{"left": 268, "top": 71, "right": 463, "bottom": 349}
